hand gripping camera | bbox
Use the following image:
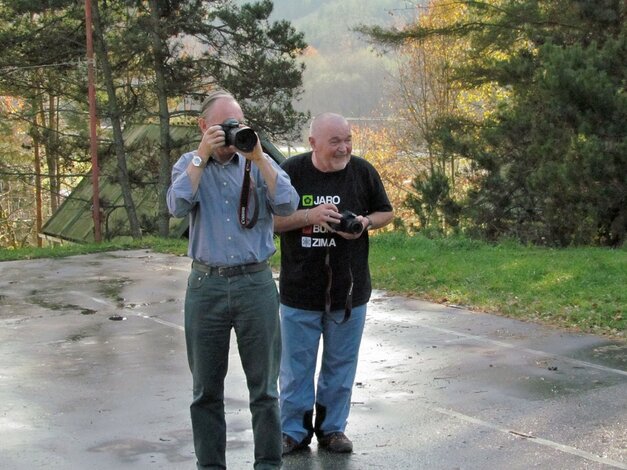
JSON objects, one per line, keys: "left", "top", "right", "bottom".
{"left": 328, "top": 210, "right": 363, "bottom": 234}
{"left": 221, "top": 118, "right": 258, "bottom": 152}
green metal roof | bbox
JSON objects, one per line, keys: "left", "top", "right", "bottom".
{"left": 41, "top": 123, "right": 285, "bottom": 243}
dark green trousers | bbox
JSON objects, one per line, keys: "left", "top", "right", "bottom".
{"left": 184, "top": 266, "right": 282, "bottom": 469}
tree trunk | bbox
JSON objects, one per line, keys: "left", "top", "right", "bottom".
{"left": 34, "top": 107, "right": 43, "bottom": 248}
{"left": 148, "top": 0, "right": 172, "bottom": 238}
{"left": 91, "top": 0, "right": 142, "bottom": 239}
{"left": 48, "top": 94, "right": 60, "bottom": 211}
{"left": 38, "top": 94, "right": 59, "bottom": 213}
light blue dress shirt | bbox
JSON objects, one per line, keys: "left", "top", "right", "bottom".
{"left": 167, "top": 151, "right": 298, "bottom": 266}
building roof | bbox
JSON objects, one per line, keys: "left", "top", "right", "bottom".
{"left": 41, "top": 123, "right": 285, "bottom": 243}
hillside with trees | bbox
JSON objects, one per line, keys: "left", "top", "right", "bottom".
{"left": 258, "top": 0, "right": 419, "bottom": 119}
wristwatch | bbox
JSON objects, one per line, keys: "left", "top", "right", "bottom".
{"left": 364, "top": 216, "right": 372, "bottom": 230}
{"left": 191, "top": 155, "right": 204, "bottom": 167}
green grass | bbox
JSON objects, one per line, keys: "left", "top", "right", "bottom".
{"left": 369, "top": 232, "right": 625, "bottom": 337}
{"left": 0, "top": 236, "right": 187, "bottom": 262}
{"left": 1, "top": 233, "right": 624, "bottom": 338}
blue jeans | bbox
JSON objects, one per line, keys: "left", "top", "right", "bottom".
{"left": 279, "top": 304, "right": 367, "bottom": 443}
{"left": 185, "top": 266, "right": 282, "bottom": 469}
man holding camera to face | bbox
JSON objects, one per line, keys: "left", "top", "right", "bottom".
{"left": 274, "top": 113, "right": 394, "bottom": 455}
{"left": 167, "top": 90, "right": 299, "bottom": 469}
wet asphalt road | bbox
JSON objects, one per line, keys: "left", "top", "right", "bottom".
{"left": 0, "top": 250, "right": 625, "bottom": 470}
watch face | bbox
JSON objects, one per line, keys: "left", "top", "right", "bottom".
{"left": 192, "top": 155, "right": 203, "bottom": 167}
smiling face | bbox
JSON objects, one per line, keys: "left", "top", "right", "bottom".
{"left": 309, "top": 113, "right": 352, "bottom": 173}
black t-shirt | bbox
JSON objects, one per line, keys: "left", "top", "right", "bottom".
{"left": 279, "top": 152, "right": 393, "bottom": 311}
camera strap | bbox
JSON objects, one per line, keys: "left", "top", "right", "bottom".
{"left": 238, "top": 158, "right": 259, "bottom": 229}
{"left": 324, "top": 246, "right": 353, "bottom": 324}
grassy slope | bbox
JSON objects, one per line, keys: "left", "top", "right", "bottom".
{"left": 369, "top": 232, "right": 625, "bottom": 337}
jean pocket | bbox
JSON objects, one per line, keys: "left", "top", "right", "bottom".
{"left": 187, "top": 270, "right": 207, "bottom": 289}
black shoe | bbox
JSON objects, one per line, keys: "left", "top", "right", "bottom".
{"left": 282, "top": 434, "right": 310, "bottom": 455}
{"left": 317, "top": 432, "right": 353, "bottom": 453}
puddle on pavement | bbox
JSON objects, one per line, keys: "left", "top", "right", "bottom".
{"left": 435, "top": 352, "right": 625, "bottom": 402}
{"left": 26, "top": 295, "right": 98, "bottom": 317}
{"left": 97, "top": 277, "right": 132, "bottom": 308}
{"left": 515, "top": 375, "right": 578, "bottom": 399}
{"left": 59, "top": 323, "right": 104, "bottom": 345}
{"left": 88, "top": 429, "right": 192, "bottom": 464}
{"left": 29, "top": 296, "right": 88, "bottom": 314}
{"left": 66, "top": 333, "right": 87, "bottom": 342}
{"left": 495, "top": 365, "right": 622, "bottom": 401}
{"left": 126, "top": 298, "right": 178, "bottom": 309}
{"left": 571, "top": 342, "right": 627, "bottom": 370}
{"left": 28, "top": 280, "right": 133, "bottom": 318}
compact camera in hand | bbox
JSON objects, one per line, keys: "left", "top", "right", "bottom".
{"left": 328, "top": 210, "right": 363, "bottom": 234}
{"left": 220, "top": 118, "right": 258, "bottom": 152}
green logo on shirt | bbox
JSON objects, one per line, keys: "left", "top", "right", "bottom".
{"left": 302, "top": 195, "right": 314, "bottom": 207}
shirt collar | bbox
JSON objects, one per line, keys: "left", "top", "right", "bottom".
{"left": 208, "top": 152, "right": 240, "bottom": 166}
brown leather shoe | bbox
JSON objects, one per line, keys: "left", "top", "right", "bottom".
{"left": 282, "top": 434, "right": 310, "bottom": 455}
{"left": 317, "top": 432, "right": 353, "bottom": 453}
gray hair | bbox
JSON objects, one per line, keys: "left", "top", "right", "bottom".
{"left": 200, "top": 89, "right": 235, "bottom": 117}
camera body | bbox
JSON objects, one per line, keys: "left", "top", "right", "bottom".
{"left": 220, "top": 118, "right": 258, "bottom": 152}
{"left": 328, "top": 210, "right": 363, "bottom": 234}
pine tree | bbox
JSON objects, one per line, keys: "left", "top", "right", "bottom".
{"left": 362, "top": 0, "right": 626, "bottom": 246}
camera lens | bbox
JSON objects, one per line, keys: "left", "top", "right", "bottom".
{"left": 346, "top": 219, "right": 363, "bottom": 234}
{"left": 220, "top": 119, "right": 258, "bottom": 152}
{"left": 330, "top": 211, "right": 363, "bottom": 234}
{"left": 232, "top": 128, "right": 258, "bottom": 152}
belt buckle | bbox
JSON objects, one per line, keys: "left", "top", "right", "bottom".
{"left": 217, "top": 266, "right": 229, "bottom": 276}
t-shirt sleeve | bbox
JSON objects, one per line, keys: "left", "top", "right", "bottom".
{"left": 365, "top": 161, "right": 393, "bottom": 214}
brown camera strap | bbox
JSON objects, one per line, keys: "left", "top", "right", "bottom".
{"left": 238, "top": 159, "right": 259, "bottom": 229}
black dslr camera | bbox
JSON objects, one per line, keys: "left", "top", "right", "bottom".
{"left": 328, "top": 210, "right": 363, "bottom": 234}
{"left": 221, "top": 118, "right": 258, "bottom": 152}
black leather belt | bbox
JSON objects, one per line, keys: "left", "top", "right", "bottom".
{"left": 191, "top": 260, "right": 268, "bottom": 277}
